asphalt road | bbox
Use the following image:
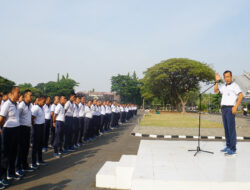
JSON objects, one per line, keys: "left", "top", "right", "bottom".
{"left": 7, "top": 112, "right": 143, "bottom": 190}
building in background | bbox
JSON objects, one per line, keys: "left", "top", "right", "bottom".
{"left": 77, "top": 91, "right": 120, "bottom": 102}
{"left": 233, "top": 72, "right": 250, "bottom": 103}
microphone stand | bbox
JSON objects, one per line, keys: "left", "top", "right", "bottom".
{"left": 188, "top": 82, "right": 218, "bottom": 156}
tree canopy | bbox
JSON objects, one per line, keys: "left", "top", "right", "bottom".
{"left": 141, "top": 58, "right": 215, "bottom": 112}
{"left": 111, "top": 71, "right": 142, "bottom": 105}
{"left": 2, "top": 73, "right": 79, "bottom": 99}
{"left": 0, "top": 76, "right": 16, "bottom": 94}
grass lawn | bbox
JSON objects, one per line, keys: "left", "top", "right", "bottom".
{"left": 140, "top": 113, "right": 223, "bottom": 128}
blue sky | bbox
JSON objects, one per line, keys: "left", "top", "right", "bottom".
{"left": 0, "top": 0, "right": 249, "bottom": 92}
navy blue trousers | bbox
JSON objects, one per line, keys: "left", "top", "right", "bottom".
{"left": 64, "top": 116, "right": 73, "bottom": 150}
{"left": 16, "top": 125, "right": 30, "bottom": 170}
{"left": 78, "top": 117, "right": 85, "bottom": 143}
{"left": 1, "top": 127, "right": 19, "bottom": 177}
{"left": 72, "top": 117, "right": 80, "bottom": 146}
{"left": 32, "top": 124, "right": 44, "bottom": 164}
{"left": 54, "top": 121, "right": 64, "bottom": 153}
{"left": 222, "top": 107, "right": 237, "bottom": 151}
{"left": 43, "top": 119, "right": 51, "bottom": 149}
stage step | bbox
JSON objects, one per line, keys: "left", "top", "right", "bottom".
{"left": 96, "top": 155, "right": 137, "bottom": 189}
{"left": 116, "top": 155, "right": 137, "bottom": 189}
{"left": 96, "top": 161, "right": 119, "bottom": 189}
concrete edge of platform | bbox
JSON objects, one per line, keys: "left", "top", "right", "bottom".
{"left": 131, "top": 132, "right": 250, "bottom": 141}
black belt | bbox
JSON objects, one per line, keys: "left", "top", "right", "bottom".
{"left": 221, "top": 105, "right": 233, "bottom": 108}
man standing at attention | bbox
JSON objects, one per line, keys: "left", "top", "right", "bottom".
{"left": 214, "top": 70, "right": 243, "bottom": 156}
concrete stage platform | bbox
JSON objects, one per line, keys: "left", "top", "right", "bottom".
{"left": 96, "top": 140, "right": 250, "bottom": 190}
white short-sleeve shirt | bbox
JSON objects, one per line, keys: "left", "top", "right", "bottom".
{"left": 55, "top": 103, "right": 65, "bottom": 122}
{"left": 79, "top": 103, "right": 85, "bottom": 117}
{"left": 51, "top": 103, "right": 56, "bottom": 113}
{"left": 101, "top": 105, "right": 106, "bottom": 115}
{"left": 219, "top": 82, "right": 242, "bottom": 106}
{"left": 73, "top": 103, "right": 79, "bottom": 118}
{"left": 96, "top": 106, "right": 101, "bottom": 116}
{"left": 0, "top": 99, "right": 20, "bottom": 128}
{"left": 91, "top": 104, "right": 97, "bottom": 116}
{"left": 32, "top": 105, "right": 45, "bottom": 125}
{"left": 85, "top": 106, "right": 93, "bottom": 118}
{"left": 64, "top": 101, "right": 74, "bottom": 117}
{"left": 43, "top": 104, "right": 51, "bottom": 120}
{"left": 18, "top": 101, "right": 32, "bottom": 127}
{"left": 105, "top": 105, "right": 111, "bottom": 114}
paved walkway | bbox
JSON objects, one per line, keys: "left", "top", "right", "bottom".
{"left": 8, "top": 113, "right": 143, "bottom": 190}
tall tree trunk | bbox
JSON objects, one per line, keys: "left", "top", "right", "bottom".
{"left": 177, "top": 94, "right": 188, "bottom": 113}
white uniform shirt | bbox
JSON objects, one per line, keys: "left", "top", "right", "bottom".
{"left": 32, "top": 105, "right": 45, "bottom": 125}
{"left": 120, "top": 106, "right": 124, "bottom": 112}
{"left": 111, "top": 104, "right": 116, "bottom": 113}
{"left": 73, "top": 103, "right": 79, "bottom": 118}
{"left": 91, "top": 104, "right": 97, "bottom": 116}
{"left": 105, "top": 105, "right": 111, "bottom": 114}
{"left": 219, "top": 82, "right": 242, "bottom": 106}
{"left": 115, "top": 106, "right": 119, "bottom": 113}
{"left": 64, "top": 100, "right": 74, "bottom": 117}
{"left": 101, "top": 105, "right": 106, "bottom": 115}
{"left": 18, "top": 101, "right": 32, "bottom": 127}
{"left": 0, "top": 99, "right": 20, "bottom": 128}
{"left": 79, "top": 103, "right": 85, "bottom": 117}
{"left": 96, "top": 106, "right": 101, "bottom": 116}
{"left": 51, "top": 103, "right": 57, "bottom": 113}
{"left": 55, "top": 103, "right": 65, "bottom": 122}
{"left": 85, "top": 106, "right": 93, "bottom": 118}
{"left": 43, "top": 104, "right": 51, "bottom": 120}
{"left": 125, "top": 107, "right": 129, "bottom": 112}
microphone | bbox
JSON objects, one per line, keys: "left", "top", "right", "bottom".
{"left": 214, "top": 79, "right": 222, "bottom": 84}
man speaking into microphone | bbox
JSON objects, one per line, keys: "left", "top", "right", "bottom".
{"left": 214, "top": 70, "right": 243, "bottom": 156}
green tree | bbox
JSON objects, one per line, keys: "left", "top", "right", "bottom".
{"left": 141, "top": 58, "right": 215, "bottom": 112}
{"left": 45, "top": 74, "right": 79, "bottom": 98}
{"left": 19, "top": 83, "right": 43, "bottom": 98}
{"left": 0, "top": 76, "right": 15, "bottom": 94}
{"left": 111, "top": 72, "right": 142, "bottom": 105}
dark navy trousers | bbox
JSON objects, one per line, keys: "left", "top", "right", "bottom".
{"left": 32, "top": 124, "right": 44, "bottom": 164}
{"left": 64, "top": 116, "right": 73, "bottom": 150}
{"left": 54, "top": 121, "right": 64, "bottom": 153}
{"left": 222, "top": 106, "right": 237, "bottom": 152}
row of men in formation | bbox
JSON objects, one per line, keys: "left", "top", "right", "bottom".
{"left": 0, "top": 86, "right": 137, "bottom": 189}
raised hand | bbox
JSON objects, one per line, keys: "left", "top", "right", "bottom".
{"left": 215, "top": 73, "right": 221, "bottom": 81}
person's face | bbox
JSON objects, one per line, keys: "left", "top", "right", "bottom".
{"left": 12, "top": 88, "right": 20, "bottom": 102}
{"left": 60, "top": 97, "right": 66, "bottom": 105}
{"left": 19, "top": 95, "right": 23, "bottom": 102}
{"left": 39, "top": 98, "right": 46, "bottom": 106}
{"left": 54, "top": 96, "right": 59, "bottom": 104}
{"left": 24, "top": 92, "right": 32, "bottom": 103}
{"left": 224, "top": 72, "right": 232, "bottom": 85}
{"left": 46, "top": 97, "right": 51, "bottom": 105}
{"left": 88, "top": 101, "right": 92, "bottom": 107}
{"left": 81, "top": 97, "right": 85, "bottom": 104}
{"left": 76, "top": 97, "right": 80, "bottom": 104}
{"left": 70, "top": 95, "right": 75, "bottom": 102}
{"left": 3, "top": 95, "right": 8, "bottom": 101}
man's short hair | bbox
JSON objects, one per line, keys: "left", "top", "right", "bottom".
{"left": 69, "top": 93, "right": 76, "bottom": 98}
{"left": 223, "top": 70, "right": 232, "bottom": 76}
{"left": 23, "top": 89, "right": 32, "bottom": 96}
{"left": 38, "top": 95, "right": 46, "bottom": 100}
{"left": 11, "top": 86, "right": 19, "bottom": 93}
